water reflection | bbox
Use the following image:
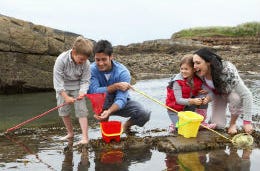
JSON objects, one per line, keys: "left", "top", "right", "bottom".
{"left": 62, "top": 139, "right": 90, "bottom": 171}
{"left": 164, "top": 148, "right": 252, "bottom": 171}
{"left": 164, "top": 152, "right": 205, "bottom": 171}
{"left": 0, "top": 135, "right": 38, "bottom": 163}
{"left": 61, "top": 139, "right": 74, "bottom": 171}
{"left": 0, "top": 123, "right": 259, "bottom": 170}
{"left": 164, "top": 153, "right": 179, "bottom": 170}
{"left": 94, "top": 147, "right": 152, "bottom": 171}
{"left": 206, "top": 148, "right": 251, "bottom": 171}
{"left": 2, "top": 135, "right": 56, "bottom": 170}
{"left": 100, "top": 150, "right": 124, "bottom": 164}
{"left": 78, "top": 147, "right": 90, "bottom": 171}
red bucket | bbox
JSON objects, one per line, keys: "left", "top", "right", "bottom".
{"left": 100, "top": 121, "right": 123, "bottom": 143}
{"left": 101, "top": 150, "right": 124, "bottom": 164}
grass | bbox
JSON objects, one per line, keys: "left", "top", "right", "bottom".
{"left": 173, "top": 22, "right": 260, "bottom": 38}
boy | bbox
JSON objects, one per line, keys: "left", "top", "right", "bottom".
{"left": 53, "top": 36, "right": 93, "bottom": 144}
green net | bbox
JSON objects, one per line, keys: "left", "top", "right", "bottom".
{"left": 231, "top": 133, "right": 254, "bottom": 149}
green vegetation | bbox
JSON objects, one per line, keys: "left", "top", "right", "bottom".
{"left": 173, "top": 22, "right": 260, "bottom": 38}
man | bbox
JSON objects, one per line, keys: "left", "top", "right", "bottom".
{"left": 88, "top": 40, "right": 150, "bottom": 132}
{"left": 53, "top": 36, "right": 93, "bottom": 144}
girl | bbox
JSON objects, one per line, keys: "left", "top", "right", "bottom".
{"left": 166, "top": 54, "right": 215, "bottom": 134}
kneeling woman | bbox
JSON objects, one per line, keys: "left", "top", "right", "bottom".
{"left": 193, "top": 48, "right": 253, "bottom": 134}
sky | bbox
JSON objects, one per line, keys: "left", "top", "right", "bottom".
{"left": 1, "top": 0, "right": 259, "bottom": 46}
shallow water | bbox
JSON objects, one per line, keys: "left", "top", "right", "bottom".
{"left": 0, "top": 131, "right": 259, "bottom": 171}
{"left": 0, "top": 132, "right": 259, "bottom": 171}
{"left": 0, "top": 77, "right": 259, "bottom": 170}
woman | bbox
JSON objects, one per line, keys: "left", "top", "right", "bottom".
{"left": 193, "top": 48, "right": 253, "bottom": 134}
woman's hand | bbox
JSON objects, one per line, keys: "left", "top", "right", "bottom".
{"left": 198, "top": 89, "right": 208, "bottom": 95}
{"left": 243, "top": 123, "right": 253, "bottom": 134}
{"left": 202, "top": 96, "right": 211, "bottom": 105}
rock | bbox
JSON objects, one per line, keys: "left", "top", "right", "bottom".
{"left": 3, "top": 128, "right": 259, "bottom": 154}
{"left": 0, "top": 14, "right": 259, "bottom": 94}
{"left": 0, "top": 15, "right": 85, "bottom": 94}
{"left": 114, "top": 36, "right": 260, "bottom": 80}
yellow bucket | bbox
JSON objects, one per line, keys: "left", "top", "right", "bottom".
{"left": 177, "top": 111, "right": 203, "bottom": 138}
{"left": 178, "top": 152, "right": 205, "bottom": 171}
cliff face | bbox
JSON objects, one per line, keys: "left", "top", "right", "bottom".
{"left": 0, "top": 15, "right": 80, "bottom": 94}
{"left": 0, "top": 15, "right": 259, "bottom": 94}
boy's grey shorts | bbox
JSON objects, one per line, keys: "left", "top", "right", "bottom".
{"left": 56, "top": 90, "right": 88, "bottom": 118}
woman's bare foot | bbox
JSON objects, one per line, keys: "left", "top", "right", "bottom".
{"left": 243, "top": 123, "right": 253, "bottom": 134}
{"left": 228, "top": 124, "right": 237, "bottom": 134}
{"left": 200, "top": 122, "right": 217, "bottom": 129}
{"left": 60, "top": 134, "right": 74, "bottom": 141}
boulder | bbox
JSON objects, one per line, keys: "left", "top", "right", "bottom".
{"left": 0, "top": 15, "right": 82, "bottom": 94}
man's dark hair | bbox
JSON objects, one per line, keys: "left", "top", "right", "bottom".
{"left": 94, "top": 40, "right": 113, "bottom": 56}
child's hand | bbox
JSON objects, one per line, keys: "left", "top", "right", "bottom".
{"left": 77, "top": 92, "right": 86, "bottom": 100}
{"left": 61, "top": 91, "right": 76, "bottom": 103}
{"left": 189, "top": 98, "right": 203, "bottom": 105}
{"left": 64, "top": 96, "right": 76, "bottom": 104}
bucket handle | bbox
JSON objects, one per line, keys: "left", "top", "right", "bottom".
{"left": 175, "top": 120, "right": 192, "bottom": 128}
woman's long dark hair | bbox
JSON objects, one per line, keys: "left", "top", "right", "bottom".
{"left": 194, "top": 48, "right": 226, "bottom": 94}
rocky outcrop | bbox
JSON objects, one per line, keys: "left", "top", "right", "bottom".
{"left": 0, "top": 14, "right": 81, "bottom": 94}
{"left": 1, "top": 14, "right": 259, "bottom": 94}
{"left": 114, "top": 39, "right": 204, "bottom": 55}
{"left": 114, "top": 36, "right": 260, "bottom": 80}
